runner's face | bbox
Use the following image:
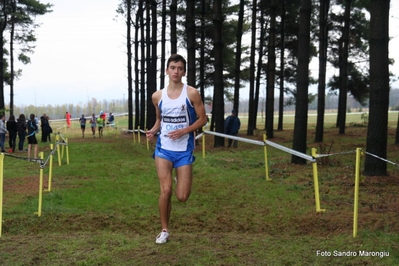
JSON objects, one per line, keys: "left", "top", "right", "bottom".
{"left": 166, "top": 61, "right": 185, "bottom": 82}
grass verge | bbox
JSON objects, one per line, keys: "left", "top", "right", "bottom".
{"left": 0, "top": 125, "right": 398, "bottom": 265}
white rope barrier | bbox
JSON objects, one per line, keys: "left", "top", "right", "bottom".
{"left": 363, "top": 151, "right": 399, "bottom": 167}
{"left": 264, "top": 139, "right": 316, "bottom": 162}
{"left": 203, "top": 130, "right": 265, "bottom": 146}
{"left": 129, "top": 127, "right": 399, "bottom": 167}
{"left": 122, "top": 129, "right": 147, "bottom": 134}
{"left": 41, "top": 146, "right": 58, "bottom": 168}
{"left": 56, "top": 124, "right": 66, "bottom": 131}
{"left": 196, "top": 132, "right": 204, "bottom": 139}
{"left": 2, "top": 141, "right": 60, "bottom": 168}
{"left": 203, "top": 130, "right": 316, "bottom": 162}
{"left": 2, "top": 153, "right": 43, "bottom": 164}
{"left": 315, "top": 150, "right": 356, "bottom": 158}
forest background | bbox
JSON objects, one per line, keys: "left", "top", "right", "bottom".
{"left": 0, "top": 0, "right": 396, "bottom": 175}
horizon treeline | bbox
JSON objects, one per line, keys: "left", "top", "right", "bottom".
{"left": 7, "top": 87, "right": 399, "bottom": 120}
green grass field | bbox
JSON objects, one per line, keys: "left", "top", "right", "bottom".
{"left": 0, "top": 115, "right": 398, "bottom": 265}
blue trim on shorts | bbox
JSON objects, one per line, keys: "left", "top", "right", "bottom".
{"left": 153, "top": 146, "right": 195, "bottom": 168}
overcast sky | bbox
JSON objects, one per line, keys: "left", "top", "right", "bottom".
{"left": 8, "top": 1, "right": 399, "bottom": 107}
{"left": 11, "top": 0, "right": 127, "bottom": 107}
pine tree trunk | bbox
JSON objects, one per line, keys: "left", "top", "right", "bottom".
{"left": 170, "top": 0, "right": 177, "bottom": 54}
{"left": 186, "top": 0, "right": 196, "bottom": 87}
{"left": 199, "top": 0, "right": 206, "bottom": 103}
{"left": 266, "top": 0, "right": 277, "bottom": 138}
{"left": 291, "top": 0, "right": 311, "bottom": 164}
{"left": 247, "top": 0, "right": 257, "bottom": 136}
{"left": 233, "top": 0, "right": 245, "bottom": 114}
{"left": 0, "top": 0, "right": 7, "bottom": 112}
{"left": 146, "top": 0, "right": 157, "bottom": 129}
{"left": 9, "top": 0, "right": 16, "bottom": 115}
{"left": 314, "top": 0, "right": 330, "bottom": 142}
{"left": 160, "top": 0, "right": 166, "bottom": 90}
{"left": 140, "top": 5, "right": 146, "bottom": 130}
{"left": 212, "top": 0, "right": 225, "bottom": 147}
{"left": 277, "top": 1, "right": 286, "bottom": 131}
{"left": 337, "top": 0, "right": 351, "bottom": 134}
{"left": 364, "top": 0, "right": 390, "bottom": 176}
{"left": 254, "top": 0, "right": 266, "bottom": 131}
{"left": 127, "top": 0, "right": 133, "bottom": 131}
{"left": 135, "top": 0, "right": 143, "bottom": 130}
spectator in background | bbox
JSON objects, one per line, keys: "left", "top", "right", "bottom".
{"left": 79, "top": 114, "right": 87, "bottom": 138}
{"left": 107, "top": 112, "right": 114, "bottom": 124}
{"left": 97, "top": 114, "right": 104, "bottom": 138}
{"left": 0, "top": 115, "right": 7, "bottom": 152}
{"left": 17, "top": 114, "right": 27, "bottom": 152}
{"left": 6, "top": 115, "right": 18, "bottom": 152}
{"left": 46, "top": 116, "right": 52, "bottom": 142}
{"left": 40, "top": 114, "right": 51, "bottom": 142}
{"left": 90, "top": 113, "right": 97, "bottom": 138}
{"left": 224, "top": 109, "right": 241, "bottom": 148}
{"left": 66, "top": 111, "right": 71, "bottom": 128}
{"left": 27, "top": 114, "right": 38, "bottom": 159}
{"left": 100, "top": 111, "right": 106, "bottom": 122}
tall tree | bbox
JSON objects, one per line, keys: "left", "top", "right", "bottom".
{"left": 134, "top": 1, "right": 143, "bottom": 130}
{"left": 0, "top": 0, "right": 51, "bottom": 112}
{"left": 277, "top": 0, "right": 286, "bottom": 131}
{"left": 275, "top": 0, "right": 315, "bottom": 122}
{"left": 266, "top": 0, "right": 277, "bottom": 138}
{"left": 199, "top": 0, "right": 206, "bottom": 103}
{"left": 328, "top": 1, "right": 370, "bottom": 109}
{"left": 247, "top": 0, "right": 257, "bottom": 136}
{"left": 170, "top": 0, "right": 177, "bottom": 54}
{"left": 233, "top": 0, "right": 245, "bottom": 113}
{"left": 9, "top": 0, "right": 16, "bottom": 115}
{"left": 126, "top": 0, "right": 133, "bottom": 131}
{"left": 1, "top": 0, "right": 9, "bottom": 111}
{"left": 212, "top": 0, "right": 224, "bottom": 147}
{"left": 291, "top": 0, "right": 311, "bottom": 164}
{"left": 146, "top": 0, "right": 157, "bottom": 129}
{"left": 139, "top": 2, "right": 146, "bottom": 130}
{"left": 336, "top": 0, "right": 351, "bottom": 134}
{"left": 254, "top": 0, "right": 266, "bottom": 131}
{"left": 145, "top": 1, "right": 151, "bottom": 130}
{"left": 186, "top": 0, "right": 196, "bottom": 87}
{"left": 160, "top": 0, "right": 166, "bottom": 90}
{"left": 314, "top": 0, "right": 330, "bottom": 142}
{"left": 364, "top": 0, "right": 390, "bottom": 176}
{"left": 176, "top": 1, "right": 248, "bottom": 113}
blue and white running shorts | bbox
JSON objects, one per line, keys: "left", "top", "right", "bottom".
{"left": 154, "top": 147, "right": 196, "bottom": 168}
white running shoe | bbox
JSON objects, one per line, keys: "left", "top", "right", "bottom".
{"left": 156, "top": 230, "right": 170, "bottom": 244}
